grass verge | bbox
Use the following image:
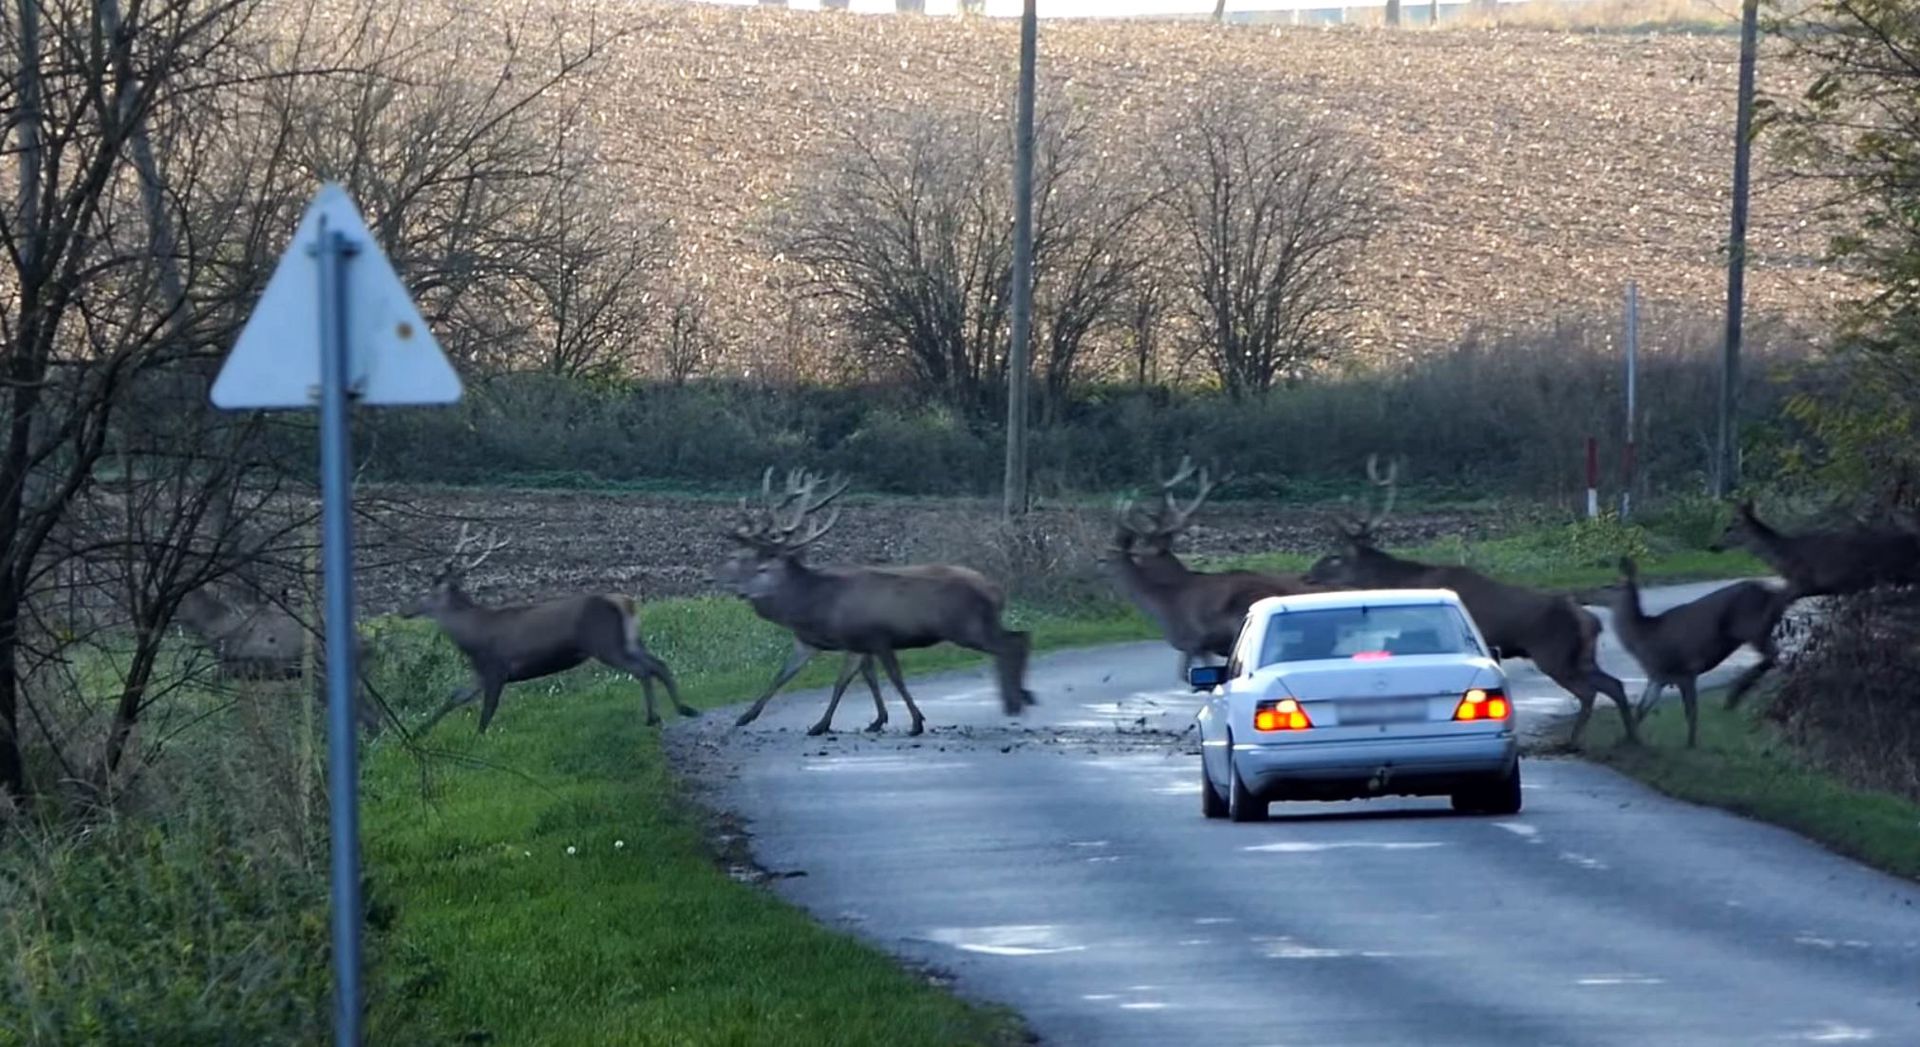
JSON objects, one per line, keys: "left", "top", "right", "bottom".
{"left": 362, "top": 597, "right": 1143, "bottom": 1046}
{"left": 1581, "top": 692, "right": 1920, "bottom": 883}
{"left": 362, "top": 535, "right": 1771, "bottom": 1043}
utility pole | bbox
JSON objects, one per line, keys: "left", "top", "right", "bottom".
{"left": 1003, "top": 0, "right": 1037, "bottom": 518}
{"left": 1718, "top": 0, "right": 1760, "bottom": 498}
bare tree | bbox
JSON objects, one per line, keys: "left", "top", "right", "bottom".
{"left": 0, "top": 0, "right": 627, "bottom": 802}
{"left": 778, "top": 111, "right": 1015, "bottom": 408}
{"left": 1031, "top": 112, "right": 1157, "bottom": 423}
{"left": 779, "top": 100, "right": 1146, "bottom": 412}
{"left": 1157, "top": 92, "right": 1380, "bottom": 399}
{"left": 517, "top": 143, "right": 671, "bottom": 380}
{"left": 659, "top": 282, "right": 714, "bottom": 386}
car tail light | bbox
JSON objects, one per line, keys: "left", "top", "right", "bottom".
{"left": 1254, "top": 698, "right": 1312, "bottom": 732}
{"left": 1452, "top": 687, "right": 1511, "bottom": 722}
{"left": 1351, "top": 650, "right": 1392, "bottom": 661}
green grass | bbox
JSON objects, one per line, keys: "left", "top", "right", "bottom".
{"left": 362, "top": 597, "right": 1146, "bottom": 1045}
{"left": 1581, "top": 693, "right": 1920, "bottom": 883}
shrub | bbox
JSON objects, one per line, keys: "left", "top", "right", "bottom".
{"left": 1766, "top": 588, "right": 1920, "bottom": 803}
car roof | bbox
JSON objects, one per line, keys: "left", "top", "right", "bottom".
{"left": 1248, "top": 589, "right": 1464, "bottom": 618}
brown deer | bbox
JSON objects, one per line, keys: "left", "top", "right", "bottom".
{"left": 1610, "top": 556, "right": 1790, "bottom": 748}
{"left": 410, "top": 525, "right": 694, "bottom": 733}
{"left": 1304, "top": 456, "right": 1641, "bottom": 747}
{"left": 1713, "top": 500, "right": 1920, "bottom": 600}
{"left": 714, "top": 468, "right": 1036, "bottom": 737}
{"left": 175, "top": 585, "right": 309, "bottom": 680}
{"left": 1106, "top": 455, "right": 1329, "bottom": 682}
{"left": 174, "top": 582, "right": 387, "bottom": 733}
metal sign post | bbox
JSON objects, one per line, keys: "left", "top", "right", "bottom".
{"left": 212, "top": 183, "right": 461, "bottom": 1047}
{"left": 314, "top": 217, "right": 365, "bottom": 1046}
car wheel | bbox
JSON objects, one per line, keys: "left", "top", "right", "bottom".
{"left": 1484, "top": 759, "right": 1523, "bottom": 816}
{"left": 1201, "top": 756, "right": 1227, "bottom": 820}
{"left": 1225, "top": 741, "right": 1267, "bottom": 823}
{"left": 1452, "top": 761, "right": 1523, "bottom": 816}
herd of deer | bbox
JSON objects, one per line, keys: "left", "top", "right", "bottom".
{"left": 170, "top": 458, "right": 1920, "bottom": 750}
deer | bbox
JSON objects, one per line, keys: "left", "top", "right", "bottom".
{"left": 175, "top": 584, "right": 310, "bottom": 680}
{"left": 1609, "top": 556, "right": 1790, "bottom": 748}
{"left": 410, "top": 524, "right": 695, "bottom": 734}
{"left": 173, "top": 582, "right": 387, "bottom": 733}
{"left": 1106, "top": 455, "right": 1330, "bottom": 682}
{"left": 1304, "top": 455, "right": 1642, "bottom": 747}
{"left": 714, "top": 467, "right": 1036, "bottom": 737}
{"left": 1712, "top": 499, "right": 1920, "bottom": 600}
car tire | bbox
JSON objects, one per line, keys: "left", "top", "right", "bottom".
{"left": 1452, "top": 760, "right": 1523, "bottom": 816}
{"left": 1225, "top": 742, "right": 1267, "bottom": 823}
{"left": 1201, "top": 757, "right": 1227, "bottom": 820}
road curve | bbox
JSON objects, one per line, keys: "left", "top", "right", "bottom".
{"left": 667, "top": 582, "right": 1920, "bottom": 1046}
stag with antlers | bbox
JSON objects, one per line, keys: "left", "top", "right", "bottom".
{"left": 1713, "top": 500, "right": 1920, "bottom": 600}
{"left": 1107, "top": 455, "right": 1327, "bottom": 682}
{"left": 1610, "top": 557, "right": 1790, "bottom": 748}
{"left": 1305, "top": 456, "right": 1642, "bottom": 747}
{"left": 715, "top": 468, "right": 1036, "bottom": 736}
{"left": 411, "top": 524, "right": 694, "bottom": 733}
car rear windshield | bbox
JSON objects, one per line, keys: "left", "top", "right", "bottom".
{"left": 1257, "top": 603, "right": 1481, "bottom": 667}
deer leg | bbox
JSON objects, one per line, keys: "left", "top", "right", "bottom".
{"left": 419, "top": 681, "right": 481, "bottom": 733}
{"left": 996, "top": 629, "right": 1037, "bottom": 712}
{"left": 876, "top": 650, "right": 927, "bottom": 737}
{"left": 808, "top": 654, "right": 864, "bottom": 737}
{"left": 1592, "top": 669, "right": 1641, "bottom": 745}
{"left": 475, "top": 677, "right": 508, "bottom": 734}
{"left": 619, "top": 648, "right": 696, "bottom": 720}
{"left": 638, "top": 674, "right": 662, "bottom": 728}
{"left": 735, "top": 641, "right": 819, "bottom": 728}
{"left": 1678, "top": 678, "right": 1701, "bottom": 749}
{"left": 1633, "top": 679, "right": 1663, "bottom": 725}
{"left": 1724, "top": 637, "right": 1778, "bottom": 711}
{"left": 1564, "top": 685, "right": 1596, "bottom": 748}
{"left": 860, "top": 657, "right": 889, "bottom": 733}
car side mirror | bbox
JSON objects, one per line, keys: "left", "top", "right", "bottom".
{"left": 1188, "top": 664, "right": 1228, "bottom": 691}
{"left": 1488, "top": 645, "right": 1505, "bottom": 661}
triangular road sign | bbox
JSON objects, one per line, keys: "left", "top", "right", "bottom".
{"left": 212, "top": 183, "right": 463, "bottom": 410}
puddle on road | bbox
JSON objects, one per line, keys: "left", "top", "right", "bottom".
{"left": 801, "top": 757, "right": 970, "bottom": 773}
{"left": 1243, "top": 841, "right": 1444, "bottom": 854}
{"left": 1557, "top": 850, "right": 1609, "bottom": 871}
{"left": 922, "top": 923, "right": 1087, "bottom": 957}
{"left": 1796, "top": 1022, "right": 1877, "bottom": 1042}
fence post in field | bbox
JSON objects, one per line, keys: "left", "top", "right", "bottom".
{"left": 1586, "top": 436, "right": 1600, "bottom": 519}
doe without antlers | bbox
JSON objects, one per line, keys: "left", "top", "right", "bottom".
{"left": 715, "top": 467, "right": 1036, "bottom": 737}
{"left": 411, "top": 524, "right": 694, "bottom": 733}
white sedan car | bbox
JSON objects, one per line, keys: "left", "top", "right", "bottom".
{"left": 1190, "top": 588, "right": 1520, "bottom": 822}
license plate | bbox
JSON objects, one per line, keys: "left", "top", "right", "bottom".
{"left": 1338, "top": 698, "right": 1430, "bottom": 725}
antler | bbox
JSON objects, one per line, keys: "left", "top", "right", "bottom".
{"left": 1117, "top": 454, "right": 1234, "bottom": 542}
{"left": 445, "top": 522, "right": 510, "bottom": 576}
{"left": 729, "top": 466, "right": 851, "bottom": 554}
{"left": 1329, "top": 453, "right": 1400, "bottom": 546}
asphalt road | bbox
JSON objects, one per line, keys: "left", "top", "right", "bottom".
{"left": 667, "top": 582, "right": 1920, "bottom": 1046}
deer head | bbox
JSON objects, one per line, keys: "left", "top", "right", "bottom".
{"left": 410, "top": 523, "right": 509, "bottom": 617}
{"left": 716, "top": 467, "right": 850, "bottom": 599}
{"left": 1114, "top": 455, "right": 1230, "bottom": 558}
{"left": 1305, "top": 454, "right": 1401, "bottom": 586}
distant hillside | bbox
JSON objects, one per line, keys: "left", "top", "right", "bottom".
{"left": 297, "top": 0, "right": 1841, "bottom": 375}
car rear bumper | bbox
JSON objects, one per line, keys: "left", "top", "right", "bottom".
{"left": 1233, "top": 732, "right": 1516, "bottom": 802}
